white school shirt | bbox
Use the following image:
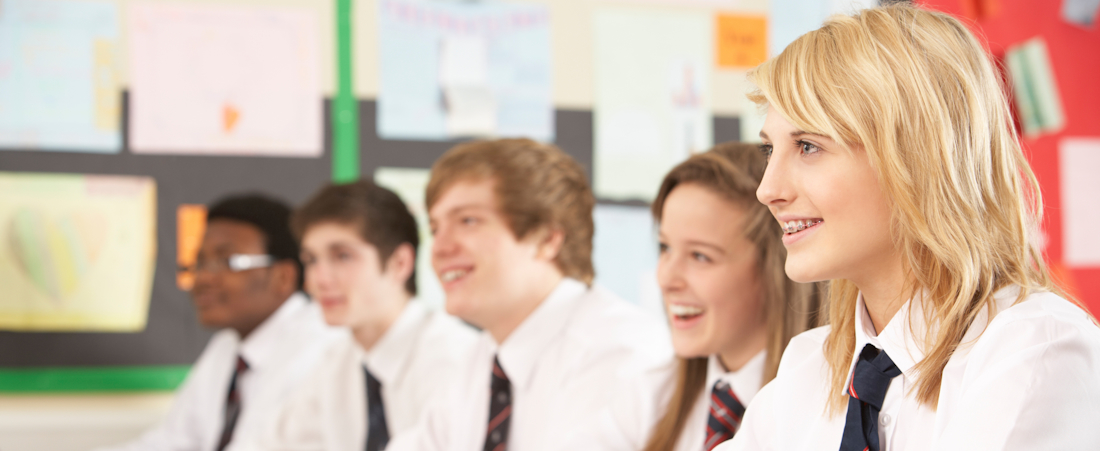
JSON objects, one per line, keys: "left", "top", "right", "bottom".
{"left": 718, "top": 286, "right": 1100, "bottom": 451}
{"left": 259, "top": 299, "right": 479, "bottom": 451}
{"left": 97, "top": 293, "right": 340, "bottom": 451}
{"left": 569, "top": 351, "right": 766, "bottom": 451}
{"left": 387, "top": 277, "right": 675, "bottom": 451}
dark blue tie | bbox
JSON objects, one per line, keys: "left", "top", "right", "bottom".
{"left": 838, "top": 344, "right": 901, "bottom": 451}
{"left": 364, "top": 366, "right": 390, "bottom": 451}
{"left": 216, "top": 355, "right": 248, "bottom": 451}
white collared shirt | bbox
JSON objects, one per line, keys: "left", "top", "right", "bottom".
{"left": 387, "top": 278, "right": 675, "bottom": 451}
{"left": 259, "top": 300, "right": 479, "bottom": 451}
{"left": 96, "top": 293, "right": 341, "bottom": 451}
{"left": 719, "top": 286, "right": 1100, "bottom": 451}
{"left": 568, "top": 350, "right": 766, "bottom": 451}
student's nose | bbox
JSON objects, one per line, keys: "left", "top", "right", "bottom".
{"left": 656, "top": 252, "right": 686, "bottom": 293}
{"left": 757, "top": 153, "right": 793, "bottom": 208}
{"left": 431, "top": 223, "right": 458, "bottom": 259}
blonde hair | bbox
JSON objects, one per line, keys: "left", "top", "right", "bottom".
{"left": 748, "top": 4, "right": 1072, "bottom": 413}
{"left": 425, "top": 139, "right": 595, "bottom": 284}
{"left": 643, "top": 142, "right": 823, "bottom": 450}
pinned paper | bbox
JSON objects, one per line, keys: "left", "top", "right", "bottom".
{"left": 0, "top": 0, "right": 122, "bottom": 153}
{"left": 128, "top": 3, "right": 323, "bottom": 156}
{"left": 374, "top": 168, "right": 445, "bottom": 311}
{"left": 1060, "top": 138, "right": 1100, "bottom": 267}
{"left": 594, "top": 8, "right": 713, "bottom": 201}
{"left": 0, "top": 172, "right": 157, "bottom": 332}
{"left": 1006, "top": 37, "right": 1065, "bottom": 138}
{"left": 378, "top": 0, "right": 552, "bottom": 141}
{"left": 1062, "top": 0, "right": 1100, "bottom": 27}
{"left": 716, "top": 14, "right": 767, "bottom": 69}
{"left": 177, "top": 204, "right": 207, "bottom": 291}
{"left": 592, "top": 205, "right": 663, "bottom": 318}
{"left": 769, "top": 0, "right": 876, "bottom": 56}
{"left": 959, "top": 0, "right": 1001, "bottom": 21}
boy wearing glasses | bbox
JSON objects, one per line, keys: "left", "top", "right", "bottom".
{"left": 99, "top": 194, "right": 338, "bottom": 451}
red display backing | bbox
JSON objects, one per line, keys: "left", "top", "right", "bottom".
{"left": 917, "top": 0, "right": 1100, "bottom": 315}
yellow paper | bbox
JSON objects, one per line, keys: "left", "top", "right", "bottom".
{"left": 716, "top": 14, "right": 767, "bottom": 69}
{"left": 0, "top": 172, "right": 157, "bottom": 332}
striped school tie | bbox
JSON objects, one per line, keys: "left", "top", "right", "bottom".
{"left": 704, "top": 380, "right": 746, "bottom": 450}
{"left": 364, "top": 366, "right": 390, "bottom": 451}
{"left": 839, "top": 344, "right": 902, "bottom": 451}
{"left": 215, "top": 355, "right": 249, "bottom": 451}
{"left": 483, "top": 356, "right": 512, "bottom": 451}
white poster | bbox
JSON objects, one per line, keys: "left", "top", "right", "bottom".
{"left": 1060, "top": 138, "right": 1100, "bottom": 266}
{"left": 128, "top": 3, "right": 322, "bottom": 156}
{"left": 594, "top": 8, "right": 713, "bottom": 202}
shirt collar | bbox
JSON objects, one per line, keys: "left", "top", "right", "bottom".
{"left": 360, "top": 300, "right": 431, "bottom": 386}
{"left": 707, "top": 350, "right": 766, "bottom": 406}
{"left": 496, "top": 277, "right": 587, "bottom": 392}
{"left": 238, "top": 292, "right": 309, "bottom": 370}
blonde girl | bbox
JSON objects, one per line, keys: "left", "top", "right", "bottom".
{"left": 718, "top": 4, "right": 1100, "bottom": 450}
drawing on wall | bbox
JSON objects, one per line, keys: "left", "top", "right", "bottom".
{"left": 128, "top": 3, "right": 323, "bottom": 156}
{"left": 593, "top": 8, "right": 713, "bottom": 201}
{"left": 377, "top": 0, "right": 553, "bottom": 141}
{"left": 0, "top": 0, "right": 122, "bottom": 153}
{"left": 374, "top": 167, "right": 445, "bottom": 311}
{"left": 0, "top": 172, "right": 157, "bottom": 332}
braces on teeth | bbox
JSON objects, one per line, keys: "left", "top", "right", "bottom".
{"left": 783, "top": 219, "right": 822, "bottom": 234}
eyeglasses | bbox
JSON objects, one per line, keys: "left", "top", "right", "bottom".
{"left": 177, "top": 254, "right": 275, "bottom": 274}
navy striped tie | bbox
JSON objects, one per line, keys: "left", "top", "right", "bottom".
{"left": 364, "top": 366, "right": 390, "bottom": 451}
{"left": 839, "top": 344, "right": 901, "bottom": 451}
{"left": 704, "top": 380, "right": 745, "bottom": 450}
{"left": 483, "top": 356, "right": 511, "bottom": 451}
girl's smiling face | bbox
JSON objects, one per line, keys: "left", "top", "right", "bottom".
{"left": 657, "top": 183, "right": 766, "bottom": 369}
{"left": 756, "top": 106, "right": 899, "bottom": 287}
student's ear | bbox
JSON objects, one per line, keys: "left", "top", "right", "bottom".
{"left": 384, "top": 243, "right": 416, "bottom": 286}
{"left": 270, "top": 260, "right": 299, "bottom": 296}
{"left": 535, "top": 228, "right": 565, "bottom": 262}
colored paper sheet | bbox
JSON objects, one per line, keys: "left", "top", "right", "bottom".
{"left": 0, "top": 172, "right": 157, "bottom": 332}
{"left": 1062, "top": 0, "right": 1100, "bottom": 27}
{"left": 1006, "top": 37, "right": 1065, "bottom": 138}
{"left": 769, "top": 0, "right": 877, "bottom": 56}
{"left": 0, "top": 0, "right": 122, "bottom": 153}
{"left": 377, "top": 0, "right": 553, "bottom": 141}
{"left": 592, "top": 204, "right": 664, "bottom": 319}
{"left": 373, "top": 167, "right": 445, "bottom": 310}
{"left": 128, "top": 3, "right": 323, "bottom": 156}
{"left": 716, "top": 15, "right": 768, "bottom": 69}
{"left": 594, "top": 9, "right": 713, "bottom": 201}
{"left": 959, "top": 0, "right": 1002, "bottom": 21}
{"left": 176, "top": 204, "right": 207, "bottom": 291}
{"left": 1060, "top": 138, "right": 1100, "bottom": 267}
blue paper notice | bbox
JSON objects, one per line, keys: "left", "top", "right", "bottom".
{"left": 0, "top": 0, "right": 122, "bottom": 152}
{"left": 1062, "top": 0, "right": 1100, "bottom": 27}
{"left": 592, "top": 205, "right": 663, "bottom": 318}
{"left": 377, "top": 0, "right": 553, "bottom": 141}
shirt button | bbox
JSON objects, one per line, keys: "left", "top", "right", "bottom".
{"left": 880, "top": 414, "right": 892, "bottom": 426}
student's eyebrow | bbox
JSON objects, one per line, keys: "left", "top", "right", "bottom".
{"left": 759, "top": 130, "right": 769, "bottom": 141}
{"left": 685, "top": 240, "right": 727, "bottom": 255}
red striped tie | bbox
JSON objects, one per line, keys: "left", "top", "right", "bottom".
{"left": 483, "top": 356, "right": 511, "bottom": 451}
{"left": 216, "top": 355, "right": 249, "bottom": 451}
{"left": 704, "top": 380, "right": 745, "bottom": 450}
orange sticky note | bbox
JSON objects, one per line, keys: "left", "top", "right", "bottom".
{"left": 177, "top": 204, "right": 207, "bottom": 291}
{"left": 716, "top": 14, "right": 767, "bottom": 69}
